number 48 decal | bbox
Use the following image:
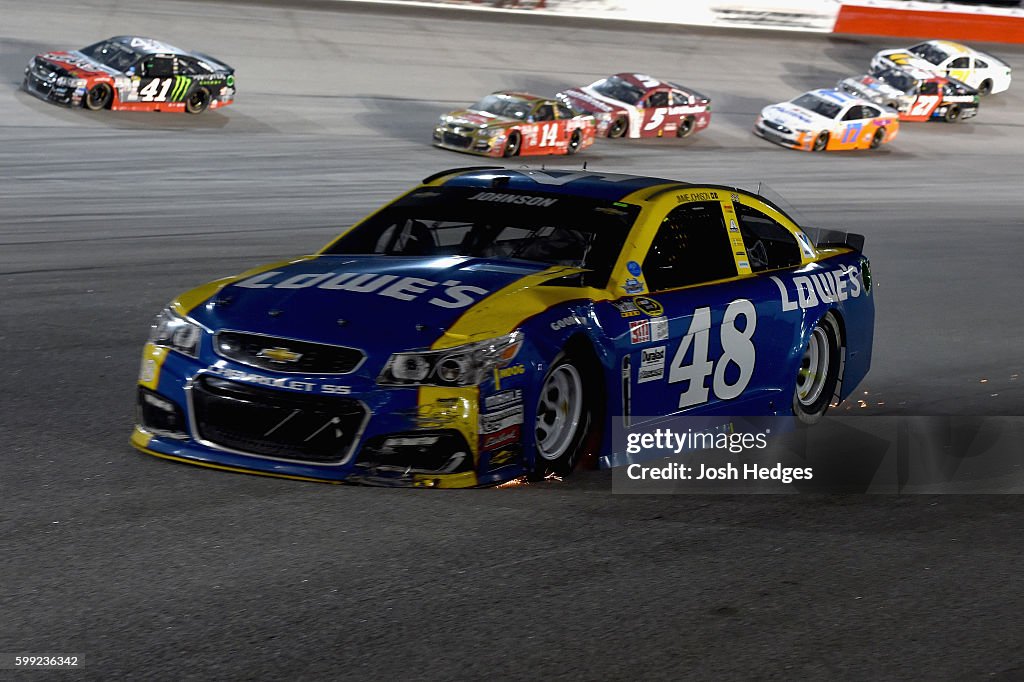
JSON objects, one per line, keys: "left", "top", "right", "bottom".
{"left": 668, "top": 299, "right": 757, "bottom": 409}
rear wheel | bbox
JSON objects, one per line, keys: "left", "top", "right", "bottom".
{"left": 676, "top": 115, "right": 695, "bottom": 138}
{"left": 793, "top": 312, "right": 842, "bottom": 424}
{"left": 608, "top": 117, "right": 627, "bottom": 138}
{"left": 566, "top": 129, "right": 581, "bottom": 155}
{"left": 812, "top": 131, "right": 829, "bottom": 152}
{"left": 944, "top": 105, "right": 961, "bottom": 123}
{"left": 502, "top": 131, "right": 521, "bottom": 157}
{"left": 185, "top": 87, "right": 211, "bottom": 114}
{"left": 869, "top": 127, "right": 885, "bottom": 149}
{"left": 84, "top": 83, "right": 112, "bottom": 110}
{"left": 978, "top": 79, "right": 993, "bottom": 96}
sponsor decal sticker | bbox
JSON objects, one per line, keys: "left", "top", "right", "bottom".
{"left": 651, "top": 316, "right": 669, "bottom": 341}
{"left": 484, "top": 389, "right": 522, "bottom": 411}
{"left": 632, "top": 296, "right": 663, "bottom": 317}
{"left": 623, "top": 278, "right": 644, "bottom": 294}
{"left": 480, "top": 405, "right": 525, "bottom": 435}
{"left": 481, "top": 425, "right": 520, "bottom": 452}
{"left": 627, "top": 260, "right": 642, "bottom": 276}
{"left": 612, "top": 300, "right": 640, "bottom": 317}
{"left": 637, "top": 345, "right": 666, "bottom": 383}
{"left": 629, "top": 319, "right": 651, "bottom": 344}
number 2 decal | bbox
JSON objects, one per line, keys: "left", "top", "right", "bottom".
{"left": 910, "top": 95, "right": 939, "bottom": 116}
{"left": 668, "top": 299, "right": 757, "bottom": 409}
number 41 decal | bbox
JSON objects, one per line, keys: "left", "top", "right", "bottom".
{"left": 138, "top": 76, "right": 192, "bottom": 102}
{"left": 668, "top": 299, "right": 757, "bottom": 409}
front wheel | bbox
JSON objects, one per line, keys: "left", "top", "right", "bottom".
{"left": 793, "top": 311, "right": 842, "bottom": 424}
{"left": 185, "top": 87, "right": 211, "bottom": 114}
{"left": 566, "top": 129, "right": 581, "bottom": 155}
{"left": 676, "top": 115, "right": 695, "bottom": 138}
{"left": 529, "top": 356, "right": 590, "bottom": 479}
{"left": 869, "top": 127, "right": 885, "bottom": 149}
{"left": 84, "top": 83, "right": 112, "bottom": 111}
{"left": 502, "top": 131, "right": 521, "bottom": 157}
{"left": 812, "top": 131, "right": 829, "bottom": 152}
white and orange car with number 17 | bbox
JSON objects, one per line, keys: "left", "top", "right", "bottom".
{"left": 754, "top": 89, "right": 899, "bottom": 152}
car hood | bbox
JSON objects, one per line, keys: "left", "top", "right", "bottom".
{"left": 761, "top": 103, "right": 828, "bottom": 129}
{"left": 442, "top": 109, "right": 520, "bottom": 130}
{"left": 183, "top": 254, "right": 571, "bottom": 352}
{"left": 35, "top": 51, "right": 119, "bottom": 78}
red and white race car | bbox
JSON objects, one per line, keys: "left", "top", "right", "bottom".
{"left": 433, "top": 91, "right": 597, "bottom": 157}
{"left": 557, "top": 73, "right": 711, "bottom": 139}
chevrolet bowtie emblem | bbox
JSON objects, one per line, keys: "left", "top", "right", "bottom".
{"left": 257, "top": 347, "right": 302, "bottom": 364}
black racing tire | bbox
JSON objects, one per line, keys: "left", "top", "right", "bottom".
{"left": 185, "top": 87, "right": 211, "bottom": 114}
{"left": 608, "top": 117, "right": 628, "bottom": 138}
{"left": 566, "top": 129, "right": 582, "bottom": 155}
{"left": 527, "top": 352, "right": 596, "bottom": 480}
{"left": 869, "top": 127, "right": 885, "bottom": 150}
{"left": 978, "top": 79, "right": 993, "bottom": 96}
{"left": 502, "top": 131, "right": 521, "bottom": 157}
{"left": 812, "top": 131, "right": 829, "bottom": 152}
{"left": 676, "top": 115, "right": 695, "bottom": 138}
{"left": 944, "top": 105, "right": 961, "bottom": 123}
{"left": 84, "top": 83, "right": 112, "bottom": 111}
{"left": 793, "top": 311, "right": 842, "bottom": 425}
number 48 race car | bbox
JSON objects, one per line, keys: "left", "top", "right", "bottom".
{"left": 133, "top": 168, "right": 874, "bottom": 487}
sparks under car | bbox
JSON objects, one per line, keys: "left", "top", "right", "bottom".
{"left": 557, "top": 73, "right": 711, "bottom": 139}
{"left": 132, "top": 167, "right": 874, "bottom": 487}
{"left": 754, "top": 89, "right": 899, "bottom": 151}
{"left": 433, "top": 92, "right": 596, "bottom": 157}
{"left": 23, "top": 35, "right": 234, "bottom": 113}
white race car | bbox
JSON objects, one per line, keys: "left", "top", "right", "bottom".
{"left": 871, "top": 40, "right": 1011, "bottom": 96}
{"left": 754, "top": 89, "right": 899, "bottom": 152}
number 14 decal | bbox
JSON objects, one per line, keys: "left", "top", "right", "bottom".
{"left": 668, "top": 299, "right": 757, "bottom": 409}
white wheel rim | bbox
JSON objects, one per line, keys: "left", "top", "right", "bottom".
{"left": 535, "top": 364, "right": 583, "bottom": 461}
{"left": 797, "top": 326, "right": 830, "bottom": 406}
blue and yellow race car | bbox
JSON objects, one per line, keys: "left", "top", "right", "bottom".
{"left": 132, "top": 167, "right": 874, "bottom": 487}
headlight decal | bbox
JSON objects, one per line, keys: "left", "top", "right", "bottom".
{"left": 148, "top": 308, "right": 203, "bottom": 358}
{"left": 378, "top": 331, "right": 522, "bottom": 387}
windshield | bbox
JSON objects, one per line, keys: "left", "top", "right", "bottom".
{"left": 875, "top": 68, "right": 916, "bottom": 92}
{"left": 470, "top": 95, "right": 530, "bottom": 120}
{"left": 79, "top": 40, "right": 139, "bottom": 72}
{"left": 908, "top": 42, "right": 950, "bottom": 65}
{"left": 591, "top": 76, "right": 644, "bottom": 105}
{"left": 323, "top": 187, "right": 641, "bottom": 288}
{"left": 791, "top": 93, "right": 841, "bottom": 119}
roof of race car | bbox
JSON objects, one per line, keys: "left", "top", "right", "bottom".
{"left": 107, "top": 35, "right": 190, "bottom": 56}
{"left": 929, "top": 40, "right": 970, "bottom": 55}
{"left": 810, "top": 88, "right": 859, "bottom": 104}
{"left": 491, "top": 91, "right": 547, "bottom": 103}
{"left": 426, "top": 167, "right": 687, "bottom": 202}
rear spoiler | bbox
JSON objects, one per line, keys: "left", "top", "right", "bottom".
{"left": 807, "top": 228, "right": 865, "bottom": 253}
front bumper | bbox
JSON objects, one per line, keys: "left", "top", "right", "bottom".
{"left": 131, "top": 344, "right": 528, "bottom": 487}
{"left": 432, "top": 126, "right": 505, "bottom": 157}
{"left": 753, "top": 119, "right": 810, "bottom": 151}
{"left": 22, "top": 64, "right": 80, "bottom": 107}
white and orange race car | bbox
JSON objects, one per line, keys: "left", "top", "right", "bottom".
{"left": 871, "top": 40, "right": 1011, "bottom": 96}
{"left": 754, "top": 89, "right": 899, "bottom": 152}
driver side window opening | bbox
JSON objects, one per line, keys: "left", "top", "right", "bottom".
{"left": 735, "top": 204, "right": 801, "bottom": 273}
{"left": 641, "top": 202, "right": 736, "bottom": 291}
{"left": 533, "top": 104, "right": 555, "bottom": 122}
{"left": 141, "top": 56, "right": 175, "bottom": 78}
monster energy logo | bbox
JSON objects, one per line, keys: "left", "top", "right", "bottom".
{"left": 170, "top": 76, "right": 192, "bottom": 101}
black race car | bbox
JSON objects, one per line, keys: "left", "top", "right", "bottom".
{"left": 23, "top": 36, "right": 234, "bottom": 114}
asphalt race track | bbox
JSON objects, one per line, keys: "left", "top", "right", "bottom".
{"left": 2, "top": 1, "right": 1023, "bottom": 678}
